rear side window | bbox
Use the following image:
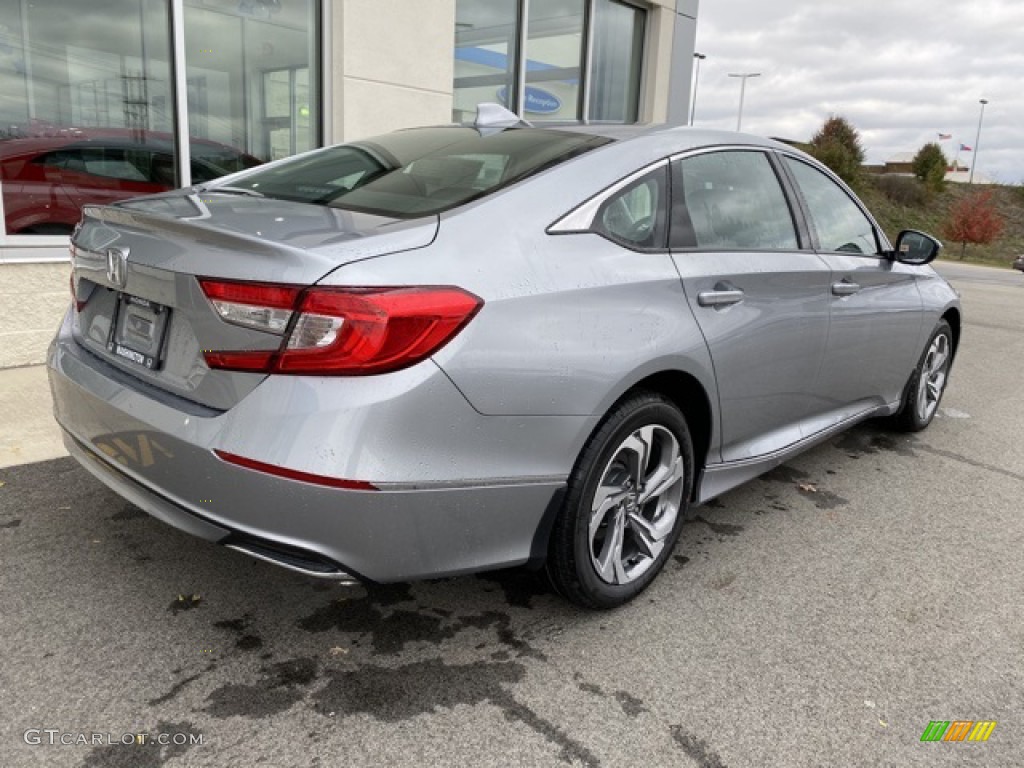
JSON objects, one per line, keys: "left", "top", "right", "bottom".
{"left": 219, "top": 127, "right": 612, "bottom": 218}
{"left": 593, "top": 166, "right": 667, "bottom": 250}
{"left": 671, "top": 150, "right": 799, "bottom": 251}
{"left": 783, "top": 157, "right": 879, "bottom": 255}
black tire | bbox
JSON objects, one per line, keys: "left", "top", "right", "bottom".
{"left": 891, "top": 320, "right": 954, "bottom": 432}
{"left": 547, "top": 391, "right": 694, "bottom": 609}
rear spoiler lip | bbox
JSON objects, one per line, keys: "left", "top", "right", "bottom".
{"left": 75, "top": 199, "right": 439, "bottom": 283}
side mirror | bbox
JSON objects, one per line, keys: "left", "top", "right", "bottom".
{"left": 891, "top": 230, "right": 942, "bottom": 265}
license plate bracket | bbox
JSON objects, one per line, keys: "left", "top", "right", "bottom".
{"left": 107, "top": 294, "right": 170, "bottom": 371}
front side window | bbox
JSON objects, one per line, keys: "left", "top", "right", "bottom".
{"left": 783, "top": 157, "right": 879, "bottom": 255}
{"left": 671, "top": 151, "right": 799, "bottom": 251}
{"left": 224, "top": 127, "right": 612, "bottom": 218}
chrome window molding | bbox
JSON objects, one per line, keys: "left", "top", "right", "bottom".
{"left": 547, "top": 158, "right": 668, "bottom": 234}
{"left": 547, "top": 145, "right": 768, "bottom": 238}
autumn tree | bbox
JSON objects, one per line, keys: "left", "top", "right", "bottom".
{"left": 809, "top": 115, "right": 866, "bottom": 188}
{"left": 912, "top": 142, "right": 947, "bottom": 191}
{"left": 942, "top": 190, "right": 1004, "bottom": 260}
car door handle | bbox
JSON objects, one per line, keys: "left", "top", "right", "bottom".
{"left": 697, "top": 289, "right": 745, "bottom": 307}
{"left": 831, "top": 280, "right": 862, "bottom": 297}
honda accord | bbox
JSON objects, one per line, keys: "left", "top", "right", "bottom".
{"left": 48, "top": 106, "right": 960, "bottom": 608}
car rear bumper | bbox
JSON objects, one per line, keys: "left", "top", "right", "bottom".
{"left": 47, "top": 311, "right": 575, "bottom": 582}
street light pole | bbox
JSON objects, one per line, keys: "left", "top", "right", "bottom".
{"left": 968, "top": 98, "right": 988, "bottom": 185}
{"left": 690, "top": 53, "right": 706, "bottom": 126}
{"left": 728, "top": 72, "right": 760, "bottom": 131}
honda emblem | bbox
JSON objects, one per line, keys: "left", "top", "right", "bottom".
{"left": 106, "top": 247, "right": 129, "bottom": 289}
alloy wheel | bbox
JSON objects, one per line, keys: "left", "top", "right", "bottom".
{"left": 588, "top": 425, "right": 685, "bottom": 585}
{"left": 916, "top": 332, "right": 950, "bottom": 424}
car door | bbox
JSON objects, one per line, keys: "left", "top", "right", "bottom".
{"left": 779, "top": 155, "right": 924, "bottom": 426}
{"left": 669, "top": 148, "right": 832, "bottom": 463}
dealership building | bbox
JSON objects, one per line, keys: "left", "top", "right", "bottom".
{"left": 0, "top": 0, "right": 698, "bottom": 368}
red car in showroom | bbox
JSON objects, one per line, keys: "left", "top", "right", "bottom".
{"left": 1, "top": 129, "right": 261, "bottom": 234}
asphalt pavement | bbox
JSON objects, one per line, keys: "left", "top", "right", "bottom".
{"left": 1, "top": 263, "right": 1022, "bottom": 768}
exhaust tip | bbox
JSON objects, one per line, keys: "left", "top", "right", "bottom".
{"left": 223, "top": 535, "right": 361, "bottom": 584}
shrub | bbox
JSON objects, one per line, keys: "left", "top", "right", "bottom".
{"left": 874, "top": 175, "right": 929, "bottom": 208}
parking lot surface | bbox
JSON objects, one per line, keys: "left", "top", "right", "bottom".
{"left": 1, "top": 264, "right": 1022, "bottom": 767}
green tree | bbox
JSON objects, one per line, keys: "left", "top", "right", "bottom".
{"left": 912, "top": 142, "right": 947, "bottom": 191}
{"left": 809, "top": 115, "right": 866, "bottom": 188}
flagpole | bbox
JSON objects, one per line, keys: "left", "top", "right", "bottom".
{"left": 969, "top": 99, "right": 988, "bottom": 185}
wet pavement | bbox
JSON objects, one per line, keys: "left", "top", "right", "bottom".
{"left": 1, "top": 270, "right": 1021, "bottom": 768}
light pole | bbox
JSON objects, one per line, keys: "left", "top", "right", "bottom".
{"left": 728, "top": 72, "right": 760, "bottom": 131}
{"left": 968, "top": 98, "right": 988, "bottom": 185}
{"left": 690, "top": 53, "right": 706, "bottom": 126}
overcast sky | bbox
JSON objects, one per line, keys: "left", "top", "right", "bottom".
{"left": 692, "top": 0, "right": 1023, "bottom": 184}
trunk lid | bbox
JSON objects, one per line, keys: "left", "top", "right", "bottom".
{"left": 70, "top": 190, "right": 438, "bottom": 411}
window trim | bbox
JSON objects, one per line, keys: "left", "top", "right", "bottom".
{"left": 776, "top": 151, "right": 892, "bottom": 258}
{"left": 667, "top": 145, "right": 806, "bottom": 254}
{"left": 548, "top": 158, "right": 668, "bottom": 237}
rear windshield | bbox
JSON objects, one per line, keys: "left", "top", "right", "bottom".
{"left": 212, "top": 127, "right": 612, "bottom": 218}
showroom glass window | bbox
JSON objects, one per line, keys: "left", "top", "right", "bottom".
{"left": 0, "top": 0, "right": 173, "bottom": 235}
{"left": 523, "top": 0, "right": 585, "bottom": 122}
{"left": 0, "top": 0, "right": 319, "bottom": 237}
{"left": 452, "top": 0, "right": 520, "bottom": 124}
{"left": 183, "top": 0, "right": 319, "bottom": 165}
{"left": 589, "top": 0, "right": 644, "bottom": 122}
{"left": 453, "top": 0, "right": 646, "bottom": 125}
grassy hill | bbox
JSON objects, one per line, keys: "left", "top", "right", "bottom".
{"left": 856, "top": 176, "right": 1024, "bottom": 268}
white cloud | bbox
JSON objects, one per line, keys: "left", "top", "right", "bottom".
{"left": 692, "top": 0, "right": 1024, "bottom": 183}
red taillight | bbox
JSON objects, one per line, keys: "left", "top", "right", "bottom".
{"left": 198, "top": 279, "right": 300, "bottom": 335}
{"left": 214, "top": 450, "right": 377, "bottom": 490}
{"left": 198, "top": 280, "right": 482, "bottom": 376}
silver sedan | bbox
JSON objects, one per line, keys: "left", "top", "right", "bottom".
{"left": 49, "top": 107, "right": 960, "bottom": 608}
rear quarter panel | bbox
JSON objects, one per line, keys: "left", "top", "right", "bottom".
{"left": 320, "top": 143, "right": 722, "bottom": 459}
